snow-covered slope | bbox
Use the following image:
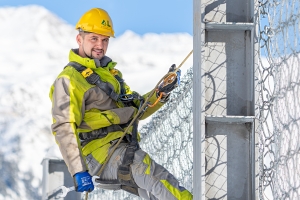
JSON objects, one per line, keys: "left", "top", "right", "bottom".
{"left": 0, "top": 5, "right": 192, "bottom": 199}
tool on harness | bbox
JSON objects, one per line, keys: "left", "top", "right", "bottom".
{"left": 119, "top": 93, "right": 137, "bottom": 103}
{"left": 147, "top": 64, "right": 181, "bottom": 108}
{"left": 157, "top": 64, "right": 181, "bottom": 94}
{"left": 158, "top": 64, "right": 181, "bottom": 94}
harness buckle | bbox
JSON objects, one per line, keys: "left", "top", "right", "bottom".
{"left": 119, "top": 94, "right": 134, "bottom": 102}
{"left": 81, "top": 68, "right": 93, "bottom": 78}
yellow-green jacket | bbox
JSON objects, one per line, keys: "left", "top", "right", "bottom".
{"left": 49, "top": 49, "right": 164, "bottom": 176}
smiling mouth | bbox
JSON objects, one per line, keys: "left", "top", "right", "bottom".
{"left": 93, "top": 49, "right": 103, "bottom": 54}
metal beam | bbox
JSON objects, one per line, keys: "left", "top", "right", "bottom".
{"left": 205, "top": 22, "right": 254, "bottom": 31}
{"left": 193, "top": 0, "right": 204, "bottom": 199}
{"left": 206, "top": 115, "right": 255, "bottom": 123}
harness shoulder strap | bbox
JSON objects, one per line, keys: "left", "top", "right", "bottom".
{"left": 66, "top": 61, "right": 119, "bottom": 101}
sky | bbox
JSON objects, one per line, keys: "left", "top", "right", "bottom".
{"left": 0, "top": 0, "right": 193, "bottom": 37}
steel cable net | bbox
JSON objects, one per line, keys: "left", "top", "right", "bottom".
{"left": 258, "top": 0, "right": 300, "bottom": 199}
{"left": 87, "top": 69, "right": 193, "bottom": 200}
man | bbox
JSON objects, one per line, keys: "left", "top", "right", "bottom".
{"left": 49, "top": 8, "right": 193, "bottom": 200}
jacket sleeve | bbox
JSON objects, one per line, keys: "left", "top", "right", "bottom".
{"left": 50, "top": 77, "right": 87, "bottom": 176}
{"left": 122, "top": 80, "right": 165, "bottom": 120}
{"left": 139, "top": 90, "right": 165, "bottom": 119}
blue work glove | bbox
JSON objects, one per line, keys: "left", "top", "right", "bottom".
{"left": 158, "top": 64, "right": 181, "bottom": 94}
{"left": 73, "top": 171, "right": 94, "bottom": 192}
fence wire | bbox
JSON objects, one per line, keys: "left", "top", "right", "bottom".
{"left": 258, "top": 0, "right": 300, "bottom": 199}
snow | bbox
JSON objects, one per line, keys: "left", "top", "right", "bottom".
{"left": 0, "top": 5, "right": 192, "bottom": 199}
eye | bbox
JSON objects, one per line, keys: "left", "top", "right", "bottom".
{"left": 103, "top": 38, "right": 109, "bottom": 43}
{"left": 91, "top": 37, "right": 97, "bottom": 41}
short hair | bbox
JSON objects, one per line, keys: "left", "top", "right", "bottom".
{"left": 78, "top": 29, "right": 91, "bottom": 38}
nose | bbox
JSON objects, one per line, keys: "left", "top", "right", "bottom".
{"left": 95, "top": 40, "right": 103, "bottom": 49}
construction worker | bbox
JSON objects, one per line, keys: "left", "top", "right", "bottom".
{"left": 49, "top": 8, "right": 193, "bottom": 200}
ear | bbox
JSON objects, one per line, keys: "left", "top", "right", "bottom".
{"left": 76, "top": 34, "right": 83, "bottom": 46}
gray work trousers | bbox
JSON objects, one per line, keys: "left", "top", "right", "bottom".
{"left": 85, "top": 142, "right": 192, "bottom": 200}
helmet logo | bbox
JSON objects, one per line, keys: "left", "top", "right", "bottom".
{"left": 101, "top": 20, "right": 111, "bottom": 27}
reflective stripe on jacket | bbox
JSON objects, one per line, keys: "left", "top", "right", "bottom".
{"left": 49, "top": 49, "right": 164, "bottom": 176}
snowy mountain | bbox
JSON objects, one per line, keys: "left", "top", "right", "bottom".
{"left": 0, "top": 5, "right": 192, "bottom": 200}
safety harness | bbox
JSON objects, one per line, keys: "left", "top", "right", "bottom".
{"left": 66, "top": 58, "right": 142, "bottom": 196}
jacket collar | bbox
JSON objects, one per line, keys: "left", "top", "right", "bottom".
{"left": 69, "top": 49, "right": 114, "bottom": 69}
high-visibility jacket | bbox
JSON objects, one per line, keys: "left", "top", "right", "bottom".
{"left": 49, "top": 49, "right": 164, "bottom": 176}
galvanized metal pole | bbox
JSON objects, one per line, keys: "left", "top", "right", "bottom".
{"left": 193, "top": 0, "right": 204, "bottom": 199}
{"left": 193, "top": 0, "right": 258, "bottom": 198}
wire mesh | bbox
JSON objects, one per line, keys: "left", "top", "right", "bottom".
{"left": 258, "top": 0, "right": 300, "bottom": 199}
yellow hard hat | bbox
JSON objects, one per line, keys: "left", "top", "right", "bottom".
{"left": 76, "top": 8, "right": 115, "bottom": 37}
